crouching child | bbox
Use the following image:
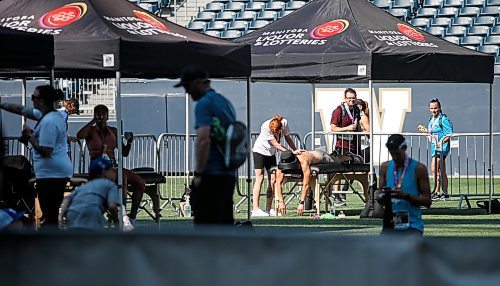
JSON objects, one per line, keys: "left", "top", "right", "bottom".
{"left": 59, "top": 157, "right": 120, "bottom": 230}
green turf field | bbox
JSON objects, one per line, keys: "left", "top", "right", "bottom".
{"left": 134, "top": 177, "right": 500, "bottom": 237}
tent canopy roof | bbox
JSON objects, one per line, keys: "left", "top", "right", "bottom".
{"left": 0, "top": 0, "right": 251, "bottom": 79}
{"left": 237, "top": 0, "right": 494, "bottom": 83}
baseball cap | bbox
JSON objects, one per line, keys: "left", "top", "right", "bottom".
{"left": 89, "top": 157, "right": 113, "bottom": 176}
{"left": 174, "top": 65, "right": 209, "bottom": 88}
{"left": 386, "top": 134, "right": 407, "bottom": 150}
{"left": 0, "top": 208, "right": 25, "bottom": 230}
{"left": 68, "top": 98, "right": 80, "bottom": 115}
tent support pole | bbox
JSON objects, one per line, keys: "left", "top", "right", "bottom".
{"left": 21, "top": 78, "right": 27, "bottom": 157}
{"left": 115, "top": 71, "right": 124, "bottom": 229}
{"left": 185, "top": 91, "right": 190, "bottom": 184}
{"left": 311, "top": 82, "right": 316, "bottom": 150}
{"left": 488, "top": 83, "right": 493, "bottom": 214}
{"left": 247, "top": 77, "right": 252, "bottom": 221}
{"left": 369, "top": 80, "right": 374, "bottom": 186}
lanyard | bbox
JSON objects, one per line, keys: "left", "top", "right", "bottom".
{"left": 429, "top": 115, "right": 440, "bottom": 133}
{"left": 393, "top": 155, "right": 410, "bottom": 189}
{"left": 343, "top": 103, "right": 357, "bottom": 125}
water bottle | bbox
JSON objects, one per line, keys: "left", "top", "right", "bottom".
{"left": 184, "top": 195, "right": 192, "bottom": 218}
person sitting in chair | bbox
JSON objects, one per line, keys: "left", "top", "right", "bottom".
{"left": 76, "top": 105, "right": 148, "bottom": 230}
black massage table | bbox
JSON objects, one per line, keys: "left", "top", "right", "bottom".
{"left": 273, "top": 162, "right": 370, "bottom": 215}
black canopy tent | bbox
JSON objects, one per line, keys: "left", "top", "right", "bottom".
{"left": 0, "top": 27, "right": 55, "bottom": 149}
{"left": 0, "top": 0, "right": 252, "bottom": 222}
{"left": 237, "top": 0, "right": 494, "bottom": 83}
{"left": 0, "top": 27, "right": 54, "bottom": 76}
{"left": 237, "top": 0, "right": 495, "bottom": 209}
{"left": 0, "top": 0, "right": 250, "bottom": 79}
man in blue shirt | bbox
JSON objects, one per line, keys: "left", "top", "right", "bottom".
{"left": 174, "top": 66, "right": 237, "bottom": 225}
{"left": 379, "top": 134, "right": 432, "bottom": 236}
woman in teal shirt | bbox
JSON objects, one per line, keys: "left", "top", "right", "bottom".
{"left": 426, "top": 98, "right": 453, "bottom": 201}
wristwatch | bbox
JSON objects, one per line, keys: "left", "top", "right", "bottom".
{"left": 298, "top": 200, "right": 305, "bottom": 205}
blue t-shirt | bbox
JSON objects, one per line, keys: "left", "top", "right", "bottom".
{"left": 32, "top": 110, "right": 73, "bottom": 179}
{"left": 195, "top": 89, "right": 236, "bottom": 176}
{"left": 66, "top": 178, "right": 120, "bottom": 230}
{"left": 427, "top": 113, "right": 453, "bottom": 156}
{"left": 386, "top": 158, "right": 424, "bottom": 232}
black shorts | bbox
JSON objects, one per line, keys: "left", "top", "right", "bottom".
{"left": 253, "top": 152, "right": 276, "bottom": 171}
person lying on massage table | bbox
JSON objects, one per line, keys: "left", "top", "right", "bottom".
{"left": 275, "top": 150, "right": 344, "bottom": 216}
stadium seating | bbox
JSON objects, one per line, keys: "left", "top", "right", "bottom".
{"left": 478, "top": 45, "right": 500, "bottom": 54}
{"left": 468, "top": 26, "right": 490, "bottom": 36}
{"left": 236, "top": 11, "right": 257, "bottom": 21}
{"left": 187, "top": 21, "right": 207, "bottom": 32}
{"left": 220, "top": 30, "right": 243, "bottom": 39}
{"left": 227, "top": 20, "right": 250, "bottom": 30}
{"left": 432, "top": 17, "right": 453, "bottom": 26}
{"left": 461, "top": 35, "right": 484, "bottom": 45}
{"left": 427, "top": 26, "right": 446, "bottom": 36}
{"left": 447, "top": 26, "right": 468, "bottom": 36}
{"left": 443, "top": 35, "right": 462, "bottom": 44}
{"left": 443, "top": 0, "right": 464, "bottom": 7}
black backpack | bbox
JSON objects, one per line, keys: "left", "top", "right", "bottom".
{"left": 222, "top": 121, "right": 249, "bottom": 169}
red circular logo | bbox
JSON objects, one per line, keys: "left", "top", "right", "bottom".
{"left": 309, "top": 20, "right": 349, "bottom": 39}
{"left": 397, "top": 24, "right": 425, "bottom": 42}
{"left": 38, "top": 3, "right": 87, "bottom": 29}
{"left": 133, "top": 10, "right": 168, "bottom": 31}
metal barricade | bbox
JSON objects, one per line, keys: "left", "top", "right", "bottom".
{"left": 3, "top": 137, "right": 32, "bottom": 163}
{"left": 157, "top": 133, "right": 195, "bottom": 211}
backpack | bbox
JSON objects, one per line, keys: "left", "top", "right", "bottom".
{"left": 223, "top": 121, "right": 249, "bottom": 169}
{"left": 211, "top": 117, "right": 249, "bottom": 170}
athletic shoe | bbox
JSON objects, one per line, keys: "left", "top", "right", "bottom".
{"left": 122, "top": 215, "right": 135, "bottom": 231}
{"left": 268, "top": 209, "right": 282, "bottom": 217}
{"left": 440, "top": 194, "right": 450, "bottom": 201}
{"left": 333, "top": 199, "right": 347, "bottom": 207}
{"left": 431, "top": 193, "right": 442, "bottom": 201}
{"left": 251, "top": 209, "right": 269, "bottom": 217}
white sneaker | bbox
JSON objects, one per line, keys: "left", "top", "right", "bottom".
{"left": 122, "top": 215, "right": 135, "bottom": 232}
{"left": 268, "top": 209, "right": 282, "bottom": 217}
{"left": 251, "top": 209, "right": 270, "bottom": 217}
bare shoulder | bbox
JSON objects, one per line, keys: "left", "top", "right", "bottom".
{"left": 415, "top": 162, "right": 429, "bottom": 175}
{"left": 380, "top": 161, "right": 389, "bottom": 170}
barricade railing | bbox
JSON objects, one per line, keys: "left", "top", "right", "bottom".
{"left": 4, "top": 131, "right": 497, "bottom": 212}
{"left": 3, "top": 136, "right": 32, "bottom": 163}
{"left": 157, "top": 133, "right": 194, "bottom": 210}
{"left": 304, "top": 131, "right": 499, "bottom": 201}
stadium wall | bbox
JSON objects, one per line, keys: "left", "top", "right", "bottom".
{"left": 1, "top": 231, "right": 500, "bottom": 286}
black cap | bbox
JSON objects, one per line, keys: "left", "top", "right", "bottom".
{"left": 386, "top": 134, "right": 406, "bottom": 150}
{"left": 174, "top": 65, "right": 209, "bottom": 88}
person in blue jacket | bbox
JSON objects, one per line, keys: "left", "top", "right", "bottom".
{"left": 419, "top": 98, "right": 453, "bottom": 201}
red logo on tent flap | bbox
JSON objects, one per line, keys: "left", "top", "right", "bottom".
{"left": 38, "top": 2, "right": 87, "bottom": 29}
{"left": 133, "top": 10, "right": 168, "bottom": 31}
{"left": 397, "top": 23, "right": 425, "bottom": 42}
{"left": 309, "top": 20, "right": 349, "bottom": 39}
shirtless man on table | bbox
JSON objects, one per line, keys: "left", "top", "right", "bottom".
{"left": 274, "top": 150, "right": 339, "bottom": 216}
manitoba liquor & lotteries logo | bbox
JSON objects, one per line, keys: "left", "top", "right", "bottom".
{"left": 367, "top": 24, "right": 438, "bottom": 48}
{"left": 0, "top": 2, "right": 87, "bottom": 35}
{"left": 254, "top": 19, "right": 349, "bottom": 47}
{"left": 38, "top": 2, "right": 87, "bottom": 29}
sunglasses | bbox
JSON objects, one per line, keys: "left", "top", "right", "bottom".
{"left": 31, "top": 94, "right": 41, "bottom": 101}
